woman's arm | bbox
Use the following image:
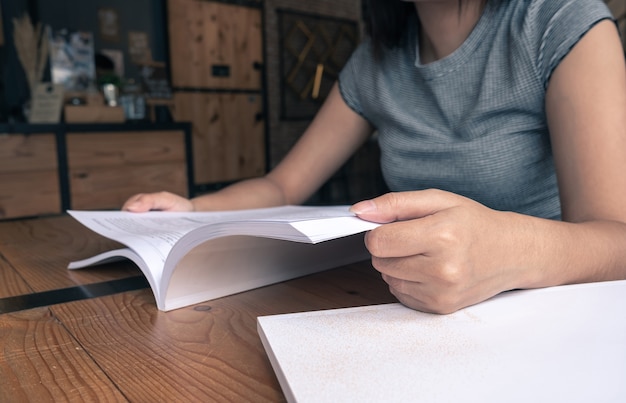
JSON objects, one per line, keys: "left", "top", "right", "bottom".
{"left": 351, "top": 20, "right": 626, "bottom": 313}
{"left": 540, "top": 18, "right": 626, "bottom": 283}
{"left": 123, "top": 83, "right": 374, "bottom": 212}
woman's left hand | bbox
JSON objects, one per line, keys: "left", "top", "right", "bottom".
{"left": 351, "top": 189, "right": 529, "bottom": 314}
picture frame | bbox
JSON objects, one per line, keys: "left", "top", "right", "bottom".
{"left": 98, "top": 8, "right": 121, "bottom": 43}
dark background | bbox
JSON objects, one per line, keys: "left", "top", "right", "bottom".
{"left": 0, "top": 0, "right": 166, "bottom": 122}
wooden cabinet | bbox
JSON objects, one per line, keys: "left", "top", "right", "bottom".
{"left": 0, "top": 133, "right": 61, "bottom": 219}
{"left": 0, "top": 124, "right": 192, "bottom": 220}
{"left": 67, "top": 131, "right": 188, "bottom": 210}
{"left": 167, "top": 0, "right": 266, "bottom": 188}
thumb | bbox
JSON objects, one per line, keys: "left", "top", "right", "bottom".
{"left": 349, "top": 189, "right": 463, "bottom": 223}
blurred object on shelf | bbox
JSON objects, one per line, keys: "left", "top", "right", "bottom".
{"left": 102, "top": 83, "right": 119, "bottom": 107}
{"left": 49, "top": 30, "right": 95, "bottom": 92}
{"left": 12, "top": 13, "right": 50, "bottom": 120}
{"left": 29, "top": 83, "right": 64, "bottom": 123}
{"left": 120, "top": 79, "right": 146, "bottom": 120}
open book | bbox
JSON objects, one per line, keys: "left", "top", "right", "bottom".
{"left": 257, "top": 280, "right": 626, "bottom": 403}
{"left": 68, "top": 205, "right": 380, "bottom": 311}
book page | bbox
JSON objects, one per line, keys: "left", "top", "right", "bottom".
{"left": 68, "top": 210, "right": 209, "bottom": 274}
{"left": 68, "top": 205, "right": 379, "bottom": 294}
{"left": 258, "top": 280, "right": 626, "bottom": 403}
{"left": 68, "top": 248, "right": 162, "bottom": 303}
{"left": 163, "top": 232, "right": 370, "bottom": 311}
{"left": 68, "top": 205, "right": 368, "bottom": 263}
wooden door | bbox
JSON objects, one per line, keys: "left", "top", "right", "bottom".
{"left": 167, "top": 0, "right": 265, "bottom": 189}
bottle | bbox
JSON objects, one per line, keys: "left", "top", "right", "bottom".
{"left": 120, "top": 79, "right": 146, "bottom": 120}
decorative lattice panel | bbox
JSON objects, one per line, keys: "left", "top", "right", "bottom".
{"left": 278, "top": 9, "right": 358, "bottom": 120}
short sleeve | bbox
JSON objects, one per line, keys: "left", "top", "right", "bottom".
{"left": 523, "top": 0, "right": 615, "bottom": 88}
{"left": 337, "top": 40, "right": 374, "bottom": 118}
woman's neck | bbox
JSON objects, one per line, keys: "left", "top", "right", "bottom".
{"left": 415, "top": 0, "right": 486, "bottom": 63}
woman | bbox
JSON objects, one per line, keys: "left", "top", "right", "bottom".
{"left": 124, "top": 0, "right": 626, "bottom": 313}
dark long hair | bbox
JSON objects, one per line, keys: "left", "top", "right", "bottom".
{"left": 364, "top": 0, "right": 416, "bottom": 58}
{"left": 364, "top": 0, "right": 474, "bottom": 59}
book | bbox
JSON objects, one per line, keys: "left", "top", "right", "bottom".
{"left": 67, "top": 205, "right": 380, "bottom": 311}
{"left": 257, "top": 280, "right": 626, "bottom": 403}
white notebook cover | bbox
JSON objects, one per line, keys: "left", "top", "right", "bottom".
{"left": 258, "top": 280, "right": 626, "bottom": 403}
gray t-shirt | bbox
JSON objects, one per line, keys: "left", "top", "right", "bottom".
{"left": 338, "top": 0, "right": 614, "bottom": 219}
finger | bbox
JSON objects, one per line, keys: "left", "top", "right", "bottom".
{"left": 122, "top": 193, "right": 152, "bottom": 212}
{"left": 372, "top": 254, "right": 436, "bottom": 282}
{"left": 382, "top": 275, "right": 437, "bottom": 313}
{"left": 350, "top": 189, "right": 467, "bottom": 223}
{"left": 364, "top": 209, "right": 458, "bottom": 258}
{"left": 383, "top": 275, "right": 463, "bottom": 314}
{"left": 123, "top": 192, "right": 192, "bottom": 212}
{"left": 372, "top": 252, "right": 463, "bottom": 285}
{"left": 364, "top": 220, "right": 425, "bottom": 258}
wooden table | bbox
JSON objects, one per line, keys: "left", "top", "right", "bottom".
{"left": 0, "top": 215, "right": 395, "bottom": 402}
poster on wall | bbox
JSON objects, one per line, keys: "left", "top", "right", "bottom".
{"left": 49, "top": 30, "right": 96, "bottom": 91}
{"left": 128, "top": 31, "right": 152, "bottom": 63}
{"left": 98, "top": 8, "right": 121, "bottom": 43}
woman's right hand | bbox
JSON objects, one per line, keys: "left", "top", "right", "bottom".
{"left": 122, "top": 191, "right": 195, "bottom": 212}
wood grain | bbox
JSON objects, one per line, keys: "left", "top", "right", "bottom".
{"left": 48, "top": 262, "right": 392, "bottom": 402}
{"left": 66, "top": 131, "right": 186, "bottom": 168}
{"left": 0, "top": 133, "right": 57, "bottom": 173}
{"left": 173, "top": 92, "right": 265, "bottom": 184}
{"left": 69, "top": 162, "right": 187, "bottom": 210}
{"left": 0, "top": 216, "right": 141, "bottom": 293}
{"left": 66, "top": 131, "right": 188, "bottom": 208}
{"left": 0, "top": 133, "right": 61, "bottom": 218}
{"left": 0, "top": 171, "right": 61, "bottom": 218}
{"left": 168, "top": 0, "right": 263, "bottom": 90}
{"left": 0, "top": 307, "right": 127, "bottom": 402}
{"left": 0, "top": 215, "right": 394, "bottom": 401}
{"left": 0, "top": 253, "right": 33, "bottom": 298}
{"left": 51, "top": 290, "right": 283, "bottom": 402}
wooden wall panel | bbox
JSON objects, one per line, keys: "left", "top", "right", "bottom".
{"left": 168, "top": 0, "right": 263, "bottom": 90}
{"left": 173, "top": 93, "right": 265, "bottom": 184}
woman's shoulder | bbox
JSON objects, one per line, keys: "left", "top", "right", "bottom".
{"left": 501, "top": 0, "right": 613, "bottom": 28}
{"left": 497, "top": 0, "right": 614, "bottom": 85}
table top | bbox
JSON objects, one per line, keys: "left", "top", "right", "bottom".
{"left": 0, "top": 215, "right": 395, "bottom": 402}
